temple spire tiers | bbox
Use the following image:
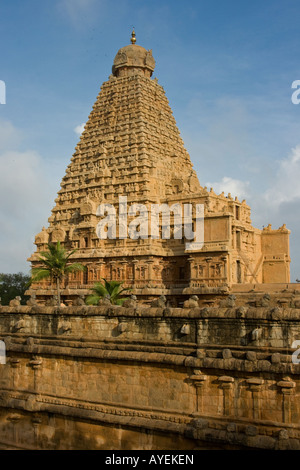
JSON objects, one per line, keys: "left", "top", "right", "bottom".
{"left": 28, "top": 35, "right": 291, "bottom": 306}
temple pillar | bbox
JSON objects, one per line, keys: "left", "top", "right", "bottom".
{"left": 277, "top": 379, "right": 296, "bottom": 423}
{"left": 218, "top": 376, "right": 234, "bottom": 416}
{"left": 190, "top": 371, "right": 207, "bottom": 414}
{"left": 221, "top": 255, "right": 228, "bottom": 284}
{"left": 188, "top": 256, "right": 195, "bottom": 287}
{"left": 246, "top": 378, "right": 264, "bottom": 420}
{"left": 132, "top": 259, "right": 138, "bottom": 282}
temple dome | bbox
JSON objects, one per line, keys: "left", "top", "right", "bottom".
{"left": 112, "top": 31, "right": 155, "bottom": 78}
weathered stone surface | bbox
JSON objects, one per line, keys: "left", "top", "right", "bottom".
{"left": 0, "top": 298, "right": 299, "bottom": 449}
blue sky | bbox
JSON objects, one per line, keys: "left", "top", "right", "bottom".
{"left": 1, "top": 0, "right": 300, "bottom": 280}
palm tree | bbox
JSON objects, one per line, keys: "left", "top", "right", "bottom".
{"left": 30, "top": 241, "right": 86, "bottom": 306}
{"left": 86, "top": 279, "right": 131, "bottom": 306}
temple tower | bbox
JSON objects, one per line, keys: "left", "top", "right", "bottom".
{"left": 28, "top": 32, "right": 291, "bottom": 304}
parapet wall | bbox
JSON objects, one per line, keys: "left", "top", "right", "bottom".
{"left": 0, "top": 300, "right": 299, "bottom": 450}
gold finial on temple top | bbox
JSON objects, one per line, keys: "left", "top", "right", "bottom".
{"left": 131, "top": 29, "right": 136, "bottom": 44}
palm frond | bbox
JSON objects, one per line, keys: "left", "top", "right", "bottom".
{"left": 66, "top": 249, "right": 78, "bottom": 260}
{"left": 85, "top": 294, "right": 102, "bottom": 305}
{"left": 31, "top": 268, "right": 51, "bottom": 282}
{"left": 65, "top": 263, "right": 86, "bottom": 273}
{"left": 85, "top": 279, "right": 131, "bottom": 306}
{"left": 102, "top": 278, "right": 124, "bottom": 295}
{"left": 110, "top": 284, "right": 122, "bottom": 298}
{"left": 91, "top": 282, "right": 108, "bottom": 297}
{"left": 114, "top": 297, "right": 129, "bottom": 306}
{"left": 118, "top": 287, "right": 132, "bottom": 295}
{"left": 31, "top": 242, "right": 84, "bottom": 287}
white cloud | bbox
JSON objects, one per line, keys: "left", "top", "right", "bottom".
{"left": 0, "top": 119, "right": 23, "bottom": 152}
{"left": 264, "top": 145, "right": 300, "bottom": 206}
{"left": 74, "top": 122, "right": 86, "bottom": 136}
{"left": 205, "top": 176, "right": 250, "bottom": 200}
{"left": 0, "top": 150, "right": 46, "bottom": 216}
{"left": 58, "top": 0, "right": 99, "bottom": 26}
{"left": 0, "top": 120, "right": 53, "bottom": 274}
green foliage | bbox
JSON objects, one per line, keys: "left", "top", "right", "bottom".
{"left": 0, "top": 272, "right": 31, "bottom": 305}
{"left": 31, "top": 241, "right": 84, "bottom": 282}
{"left": 30, "top": 241, "right": 86, "bottom": 306}
{"left": 86, "top": 279, "right": 131, "bottom": 306}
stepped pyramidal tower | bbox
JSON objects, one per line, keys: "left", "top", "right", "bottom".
{"left": 28, "top": 31, "right": 291, "bottom": 305}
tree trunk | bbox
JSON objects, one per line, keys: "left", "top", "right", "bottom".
{"left": 56, "top": 277, "right": 61, "bottom": 307}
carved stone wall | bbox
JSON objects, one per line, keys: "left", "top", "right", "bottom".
{"left": 0, "top": 295, "right": 299, "bottom": 450}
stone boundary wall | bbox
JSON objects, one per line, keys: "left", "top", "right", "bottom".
{"left": 0, "top": 303, "right": 299, "bottom": 449}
